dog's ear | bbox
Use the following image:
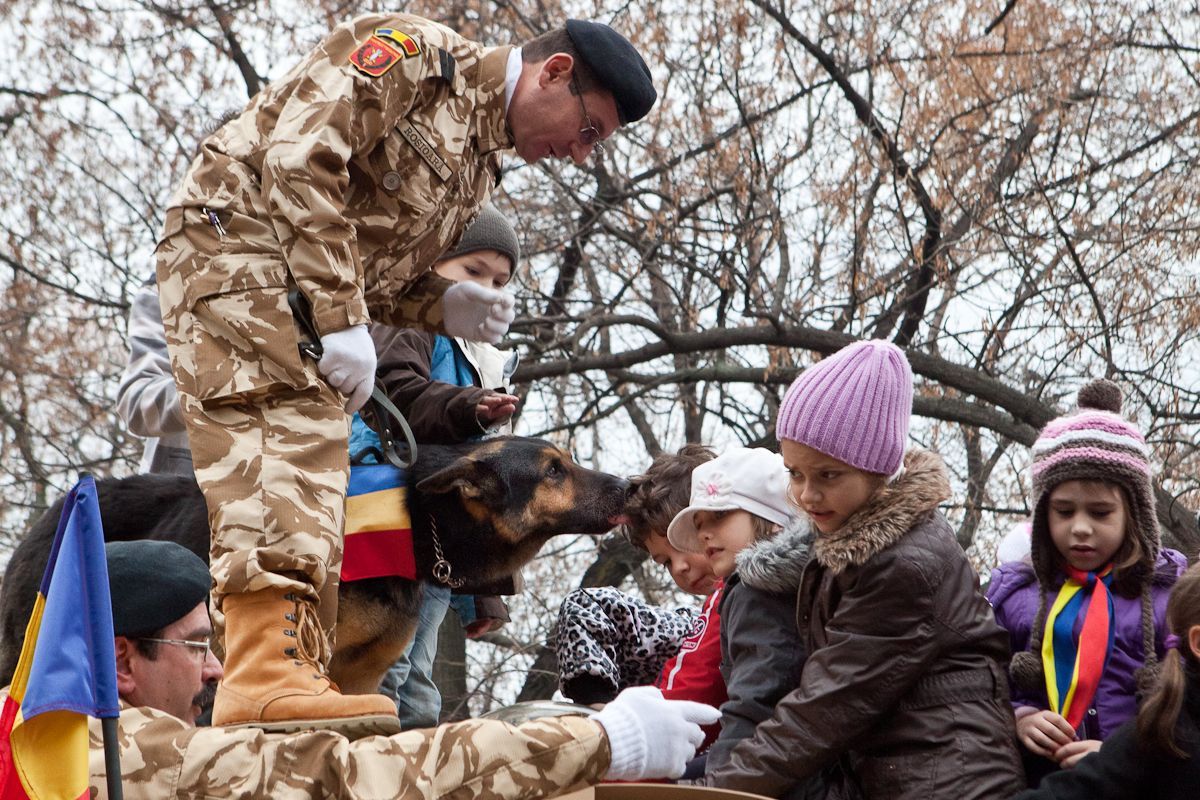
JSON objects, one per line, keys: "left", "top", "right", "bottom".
{"left": 416, "top": 458, "right": 504, "bottom": 504}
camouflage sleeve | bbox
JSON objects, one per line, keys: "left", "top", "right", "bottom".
{"left": 168, "top": 713, "right": 611, "bottom": 799}
{"left": 379, "top": 270, "right": 455, "bottom": 331}
{"left": 260, "top": 18, "right": 445, "bottom": 336}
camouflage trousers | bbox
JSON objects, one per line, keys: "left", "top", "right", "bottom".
{"left": 155, "top": 206, "right": 349, "bottom": 642}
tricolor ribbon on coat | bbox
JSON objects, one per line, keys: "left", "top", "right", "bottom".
{"left": 1041, "top": 563, "right": 1116, "bottom": 729}
{"left": 342, "top": 464, "right": 418, "bottom": 582}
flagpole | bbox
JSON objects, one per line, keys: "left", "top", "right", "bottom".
{"left": 101, "top": 716, "right": 123, "bottom": 800}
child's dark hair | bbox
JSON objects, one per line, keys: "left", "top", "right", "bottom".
{"left": 621, "top": 444, "right": 716, "bottom": 550}
{"left": 1137, "top": 563, "right": 1200, "bottom": 758}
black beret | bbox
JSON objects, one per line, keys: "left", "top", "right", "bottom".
{"left": 565, "top": 20, "right": 656, "bottom": 124}
{"left": 106, "top": 541, "right": 209, "bottom": 638}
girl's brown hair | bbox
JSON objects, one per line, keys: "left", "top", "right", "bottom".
{"left": 1136, "top": 563, "right": 1200, "bottom": 758}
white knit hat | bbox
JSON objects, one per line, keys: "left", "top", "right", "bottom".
{"left": 666, "top": 447, "right": 798, "bottom": 553}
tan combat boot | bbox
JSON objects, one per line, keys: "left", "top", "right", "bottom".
{"left": 211, "top": 587, "right": 400, "bottom": 739}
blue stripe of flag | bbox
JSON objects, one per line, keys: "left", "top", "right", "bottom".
{"left": 347, "top": 464, "right": 407, "bottom": 497}
{"left": 22, "top": 476, "right": 120, "bottom": 719}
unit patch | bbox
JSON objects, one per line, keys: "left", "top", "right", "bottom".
{"left": 349, "top": 29, "right": 420, "bottom": 78}
{"left": 349, "top": 36, "right": 401, "bottom": 77}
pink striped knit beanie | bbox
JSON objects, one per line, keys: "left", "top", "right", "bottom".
{"left": 1028, "top": 378, "right": 1159, "bottom": 590}
{"left": 775, "top": 340, "right": 913, "bottom": 475}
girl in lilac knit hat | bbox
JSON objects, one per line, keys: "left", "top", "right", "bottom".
{"left": 987, "top": 379, "right": 1186, "bottom": 785}
{"left": 700, "top": 340, "right": 1024, "bottom": 799}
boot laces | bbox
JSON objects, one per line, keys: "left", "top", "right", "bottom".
{"left": 288, "top": 593, "right": 332, "bottom": 670}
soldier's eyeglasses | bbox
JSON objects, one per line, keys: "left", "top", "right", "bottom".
{"left": 571, "top": 75, "right": 605, "bottom": 157}
{"left": 140, "top": 637, "right": 212, "bottom": 660}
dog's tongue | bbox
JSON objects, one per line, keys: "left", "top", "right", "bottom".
{"left": 607, "top": 514, "right": 632, "bottom": 526}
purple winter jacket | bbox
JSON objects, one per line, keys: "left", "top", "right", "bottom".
{"left": 986, "top": 548, "right": 1187, "bottom": 740}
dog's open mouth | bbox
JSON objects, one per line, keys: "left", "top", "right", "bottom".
{"left": 607, "top": 513, "right": 632, "bottom": 526}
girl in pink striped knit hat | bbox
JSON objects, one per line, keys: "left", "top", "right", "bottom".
{"left": 987, "top": 379, "right": 1186, "bottom": 787}
{"left": 701, "top": 339, "right": 1025, "bottom": 799}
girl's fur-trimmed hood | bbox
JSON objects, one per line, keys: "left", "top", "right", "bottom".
{"left": 812, "top": 449, "right": 951, "bottom": 575}
{"left": 735, "top": 516, "right": 813, "bottom": 594}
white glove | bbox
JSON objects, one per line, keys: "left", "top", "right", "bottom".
{"left": 592, "top": 686, "right": 721, "bottom": 781}
{"left": 317, "top": 324, "right": 375, "bottom": 413}
{"left": 441, "top": 281, "right": 516, "bottom": 344}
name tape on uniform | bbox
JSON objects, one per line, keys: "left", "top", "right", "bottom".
{"left": 398, "top": 121, "right": 453, "bottom": 182}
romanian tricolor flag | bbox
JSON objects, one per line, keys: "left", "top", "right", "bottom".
{"left": 342, "top": 464, "right": 417, "bottom": 582}
{"left": 0, "top": 475, "right": 119, "bottom": 800}
{"left": 1042, "top": 564, "right": 1116, "bottom": 730}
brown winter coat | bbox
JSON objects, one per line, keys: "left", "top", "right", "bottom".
{"left": 700, "top": 449, "right": 1024, "bottom": 799}
{"left": 368, "top": 326, "right": 494, "bottom": 443}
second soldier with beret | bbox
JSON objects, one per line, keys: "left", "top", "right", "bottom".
{"left": 0, "top": 541, "right": 724, "bottom": 797}
{"left": 154, "top": 12, "right": 657, "bottom": 737}
{"left": 106, "top": 540, "right": 221, "bottom": 727}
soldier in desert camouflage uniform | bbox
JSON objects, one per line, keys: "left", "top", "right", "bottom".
{"left": 155, "top": 12, "right": 657, "bottom": 737}
{"left": 78, "top": 689, "right": 725, "bottom": 800}
{"left": 0, "top": 542, "right": 720, "bottom": 797}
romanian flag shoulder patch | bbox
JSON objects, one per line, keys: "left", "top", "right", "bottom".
{"left": 349, "top": 29, "right": 420, "bottom": 78}
{"left": 375, "top": 29, "right": 421, "bottom": 57}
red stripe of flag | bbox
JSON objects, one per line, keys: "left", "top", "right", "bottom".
{"left": 341, "top": 528, "right": 417, "bottom": 582}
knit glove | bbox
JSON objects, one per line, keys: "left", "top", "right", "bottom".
{"left": 317, "top": 324, "right": 375, "bottom": 413}
{"left": 592, "top": 686, "right": 721, "bottom": 781}
{"left": 441, "top": 282, "right": 516, "bottom": 344}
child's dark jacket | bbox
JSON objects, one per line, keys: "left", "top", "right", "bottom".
{"left": 700, "top": 449, "right": 1025, "bottom": 799}
{"left": 1015, "top": 665, "right": 1200, "bottom": 800}
{"left": 707, "top": 518, "right": 811, "bottom": 774}
{"left": 370, "top": 325, "right": 513, "bottom": 442}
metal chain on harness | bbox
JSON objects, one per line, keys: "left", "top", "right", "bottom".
{"left": 429, "top": 514, "right": 466, "bottom": 589}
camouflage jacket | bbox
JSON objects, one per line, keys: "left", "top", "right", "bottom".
{"left": 83, "top": 701, "right": 608, "bottom": 799}
{"left": 165, "top": 13, "right": 512, "bottom": 335}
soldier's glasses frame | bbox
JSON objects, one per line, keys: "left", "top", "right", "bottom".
{"left": 571, "top": 74, "right": 605, "bottom": 157}
{"left": 140, "top": 637, "right": 212, "bottom": 660}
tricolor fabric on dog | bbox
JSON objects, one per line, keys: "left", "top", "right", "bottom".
{"left": 343, "top": 465, "right": 417, "bottom": 582}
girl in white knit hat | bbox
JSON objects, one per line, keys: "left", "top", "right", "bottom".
{"left": 667, "top": 447, "right": 822, "bottom": 796}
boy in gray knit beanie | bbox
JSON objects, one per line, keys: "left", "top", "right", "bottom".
{"left": 359, "top": 203, "right": 522, "bottom": 444}
{"left": 350, "top": 203, "right": 523, "bottom": 730}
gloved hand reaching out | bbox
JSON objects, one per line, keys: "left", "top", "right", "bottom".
{"left": 317, "top": 324, "right": 375, "bottom": 413}
{"left": 592, "top": 686, "right": 722, "bottom": 781}
{"left": 442, "top": 281, "right": 516, "bottom": 344}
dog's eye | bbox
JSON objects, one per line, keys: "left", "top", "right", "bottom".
{"left": 546, "top": 462, "right": 564, "bottom": 479}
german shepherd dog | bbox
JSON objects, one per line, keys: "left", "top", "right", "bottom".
{"left": 0, "top": 436, "right": 629, "bottom": 695}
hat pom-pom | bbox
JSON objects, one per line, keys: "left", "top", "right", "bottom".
{"left": 1077, "top": 378, "right": 1122, "bottom": 414}
{"left": 1009, "top": 650, "right": 1044, "bottom": 692}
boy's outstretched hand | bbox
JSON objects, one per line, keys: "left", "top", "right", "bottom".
{"left": 476, "top": 392, "right": 519, "bottom": 426}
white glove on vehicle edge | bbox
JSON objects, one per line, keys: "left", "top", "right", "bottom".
{"left": 442, "top": 281, "right": 516, "bottom": 344}
{"left": 592, "top": 686, "right": 721, "bottom": 781}
{"left": 317, "top": 324, "right": 375, "bottom": 413}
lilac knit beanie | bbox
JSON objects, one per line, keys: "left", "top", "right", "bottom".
{"left": 775, "top": 340, "right": 913, "bottom": 475}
